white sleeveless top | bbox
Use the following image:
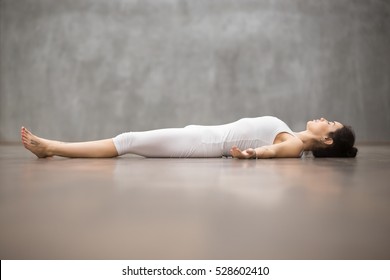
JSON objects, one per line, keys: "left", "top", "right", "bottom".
{"left": 186, "top": 116, "right": 296, "bottom": 156}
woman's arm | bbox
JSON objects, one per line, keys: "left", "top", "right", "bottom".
{"left": 230, "top": 138, "right": 303, "bottom": 159}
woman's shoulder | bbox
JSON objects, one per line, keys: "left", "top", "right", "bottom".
{"left": 287, "top": 137, "right": 304, "bottom": 157}
{"left": 268, "top": 135, "right": 304, "bottom": 158}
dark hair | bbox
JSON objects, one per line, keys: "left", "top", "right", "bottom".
{"left": 312, "top": 125, "right": 358, "bottom": 158}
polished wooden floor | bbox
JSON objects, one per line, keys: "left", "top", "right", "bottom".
{"left": 0, "top": 144, "right": 389, "bottom": 259}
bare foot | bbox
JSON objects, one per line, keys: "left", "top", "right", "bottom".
{"left": 21, "top": 127, "right": 53, "bottom": 158}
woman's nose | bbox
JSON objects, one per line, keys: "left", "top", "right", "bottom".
{"left": 320, "top": 117, "right": 325, "bottom": 121}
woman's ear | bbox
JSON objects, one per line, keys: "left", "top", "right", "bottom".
{"left": 322, "top": 137, "right": 333, "bottom": 146}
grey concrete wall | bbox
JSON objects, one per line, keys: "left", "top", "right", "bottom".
{"left": 1, "top": 0, "right": 389, "bottom": 143}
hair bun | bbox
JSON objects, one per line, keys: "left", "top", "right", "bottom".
{"left": 346, "top": 146, "right": 358, "bottom": 158}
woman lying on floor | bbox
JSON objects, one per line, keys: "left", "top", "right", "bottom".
{"left": 21, "top": 116, "right": 357, "bottom": 159}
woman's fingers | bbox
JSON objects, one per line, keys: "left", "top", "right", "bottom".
{"left": 230, "top": 147, "right": 256, "bottom": 159}
{"left": 230, "top": 146, "right": 238, "bottom": 157}
{"left": 230, "top": 146, "right": 246, "bottom": 159}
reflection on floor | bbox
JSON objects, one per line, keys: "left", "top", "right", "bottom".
{"left": 0, "top": 144, "right": 389, "bottom": 259}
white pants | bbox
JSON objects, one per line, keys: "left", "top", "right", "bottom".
{"left": 113, "top": 126, "right": 219, "bottom": 158}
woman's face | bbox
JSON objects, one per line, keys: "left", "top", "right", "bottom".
{"left": 307, "top": 118, "right": 343, "bottom": 137}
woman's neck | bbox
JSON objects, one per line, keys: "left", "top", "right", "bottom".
{"left": 295, "top": 130, "right": 319, "bottom": 151}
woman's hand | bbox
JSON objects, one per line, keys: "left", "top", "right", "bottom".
{"left": 230, "top": 146, "right": 256, "bottom": 159}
